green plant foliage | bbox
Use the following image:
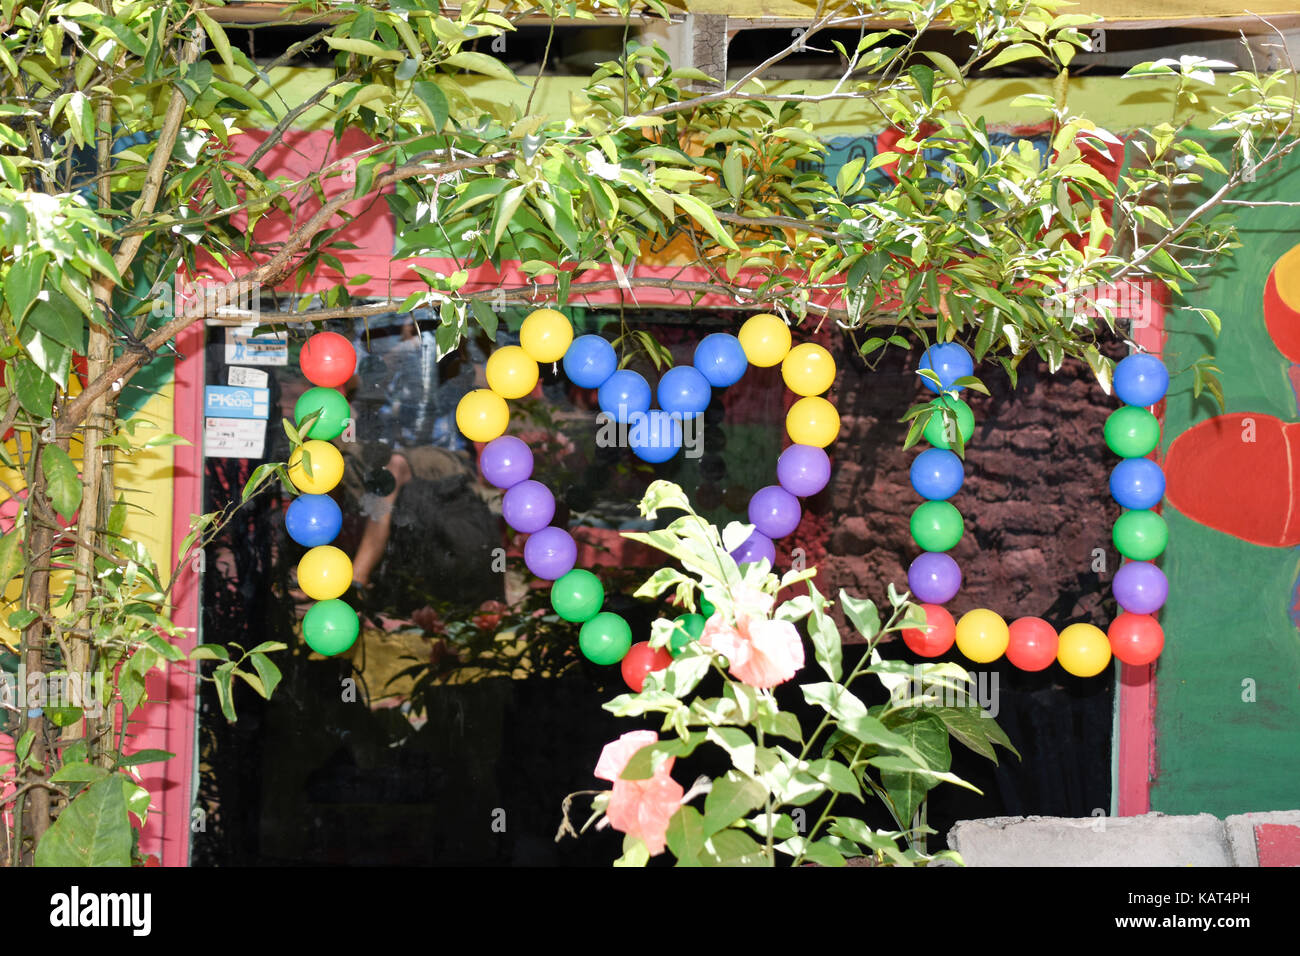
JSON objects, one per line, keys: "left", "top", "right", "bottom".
{"left": 558, "top": 481, "right": 1016, "bottom": 866}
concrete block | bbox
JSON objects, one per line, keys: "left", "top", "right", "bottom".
{"left": 1223, "top": 810, "right": 1300, "bottom": 866}
{"left": 948, "top": 812, "right": 1233, "bottom": 867}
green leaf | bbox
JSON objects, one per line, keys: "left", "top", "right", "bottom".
{"left": 922, "top": 49, "right": 965, "bottom": 85}
{"left": 0, "top": 528, "right": 24, "bottom": 593}
{"left": 12, "top": 358, "right": 54, "bottom": 418}
{"left": 805, "top": 758, "right": 861, "bottom": 797}
{"left": 214, "top": 662, "right": 237, "bottom": 722}
{"left": 490, "top": 184, "right": 526, "bottom": 250}
{"left": 116, "top": 749, "right": 174, "bottom": 768}
{"left": 442, "top": 50, "right": 517, "bottom": 81}
{"left": 909, "top": 64, "right": 935, "bottom": 106}
{"left": 4, "top": 253, "right": 46, "bottom": 325}
{"left": 7, "top": 608, "right": 38, "bottom": 630}
{"left": 196, "top": 10, "right": 235, "bottom": 69}
{"left": 807, "top": 587, "right": 841, "bottom": 681}
{"left": 703, "top": 771, "right": 767, "bottom": 837}
{"left": 49, "top": 761, "right": 111, "bottom": 783}
{"left": 802, "top": 839, "right": 846, "bottom": 867}
{"left": 42, "top": 445, "right": 82, "bottom": 521}
{"left": 325, "top": 36, "right": 403, "bottom": 61}
{"left": 48, "top": 706, "right": 83, "bottom": 727}
{"left": 673, "top": 194, "right": 739, "bottom": 251}
{"left": 470, "top": 299, "right": 499, "bottom": 339}
{"left": 839, "top": 590, "right": 880, "bottom": 639}
{"left": 802, "top": 681, "right": 869, "bottom": 721}
{"left": 412, "top": 81, "right": 449, "bottom": 131}
{"left": 34, "top": 775, "right": 132, "bottom": 867}
{"left": 665, "top": 805, "right": 708, "bottom": 865}
{"left": 879, "top": 709, "right": 953, "bottom": 824}
{"left": 984, "top": 43, "right": 1045, "bottom": 70}
{"left": 931, "top": 705, "right": 1020, "bottom": 763}
{"left": 247, "top": 652, "right": 282, "bottom": 699}
{"left": 703, "top": 827, "right": 767, "bottom": 866}
{"left": 613, "top": 835, "right": 649, "bottom": 867}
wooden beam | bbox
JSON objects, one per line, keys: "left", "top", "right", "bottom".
{"left": 208, "top": 2, "right": 1300, "bottom": 29}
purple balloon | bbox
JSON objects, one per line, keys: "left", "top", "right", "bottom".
{"left": 1112, "top": 561, "right": 1168, "bottom": 614}
{"left": 502, "top": 480, "right": 555, "bottom": 534}
{"left": 731, "top": 530, "right": 776, "bottom": 568}
{"left": 748, "top": 485, "right": 801, "bottom": 539}
{"left": 777, "top": 444, "right": 832, "bottom": 498}
{"left": 479, "top": 435, "right": 533, "bottom": 489}
{"left": 908, "top": 552, "right": 962, "bottom": 604}
{"left": 524, "top": 526, "right": 577, "bottom": 580}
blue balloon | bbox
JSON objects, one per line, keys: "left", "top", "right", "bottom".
{"left": 910, "top": 448, "right": 965, "bottom": 500}
{"left": 629, "top": 410, "right": 682, "bottom": 463}
{"left": 597, "top": 369, "right": 652, "bottom": 423}
{"left": 658, "top": 366, "right": 712, "bottom": 416}
{"left": 1114, "top": 352, "right": 1169, "bottom": 407}
{"left": 285, "top": 494, "right": 343, "bottom": 547}
{"left": 693, "top": 333, "right": 748, "bottom": 388}
{"left": 918, "top": 342, "right": 974, "bottom": 393}
{"left": 563, "top": 334, "right": 617, "bottom": 389}
{"left": 1109, "top": 457, "right": 1166, "bottom": 510}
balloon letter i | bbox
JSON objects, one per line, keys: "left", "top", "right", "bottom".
{"left": 294, "top": 332, "right": 360, "bottom": 657}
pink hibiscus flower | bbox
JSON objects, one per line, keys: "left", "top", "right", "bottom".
{"left": 701, "top": 611, "right": 805, "bottom": 689}
{"left": 594, "top": 730, "right": 684, "bottom": 856}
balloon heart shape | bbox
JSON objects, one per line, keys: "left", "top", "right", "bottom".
{"left": 455, "top": 310, "right": 841, "bottom": 673}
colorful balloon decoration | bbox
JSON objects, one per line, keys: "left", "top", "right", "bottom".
{"left": 459, "top": 309, "right": 842, "bottom": 690}
{"left": 290, "top": 334, "right": 359, "bottom": 657}
{"left": 903, "top": 346, "right": 1170, "bottom": 677}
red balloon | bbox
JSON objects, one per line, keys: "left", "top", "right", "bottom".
{"left": 301, "top": 332, "right": 357, "bottom": 388}
{"left": 1006, "top": 617, "right": 1059, "bottom": 672}
{"left": 902, "top": 604, "right": 955, "bottom": 658}
{"left": 1108, "top": 613, "right": 1165, "bottom": 666}
{"left": 620, "top": 641, "right": 672, "bottom": 692}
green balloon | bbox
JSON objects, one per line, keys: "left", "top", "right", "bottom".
{"left": 700, "top": 596, "right": 716, "bottom": 618}
{"left": 1113, "top": 509, "right": 1168, "bottom": 561}
{"left": 923, "top": 396, "right": 975, "bottom": 450}
{"left": 303, "top": 599, "right": 359, "bottom": 656}
{"left": 1104, "top": 406, "right": 1160, "bottom": 458}
{"left": 670, "top": 613, "right": 705, "bottom": 657}
{"left": 551, "top": 569, "right": 604, "bottom": 622}
{"left": 910, "top": 500, "right": 964, "bottom": 552}
{"left": 579, "top": 612, "right": 632, "bottom": 665}
{"left": 295, "top": 387, "right": 351, "bottom": 440}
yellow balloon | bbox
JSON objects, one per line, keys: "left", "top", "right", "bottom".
{"left": 456, "top": 389, "right": 509, "bottom": 443}
{"left": 297, "top": 546, "right": 353, "bottom": 601}
{"left": 486, "top": 345, "right": 539, "bottom": 399}
{"left": 781, "top": 342, "right": 836, "bottom": 396}
{"left": 738, "top": 314, "right": 792, "bottom": 367}
{"left": 955, "top": 609, "right": 1009, "bottom": 663}
{"left": 1057, "top": 623, "right": 1112, "bottom": 677}
{"left": 520, "top": 308, "right": 574, "bottom": 363}
{"left": 288, "top": 440, "right": 344, "bottom": 494}
{"left": 786, "top": 396, "right": 840, "bottom": 448}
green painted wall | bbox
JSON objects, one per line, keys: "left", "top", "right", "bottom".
{"left": 1153, "top": 142, "right": 1300, "bottom": 815}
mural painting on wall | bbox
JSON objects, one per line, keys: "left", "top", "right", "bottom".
{"left": 1164, "top": 246, "right": 1300, "bottom": 627}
